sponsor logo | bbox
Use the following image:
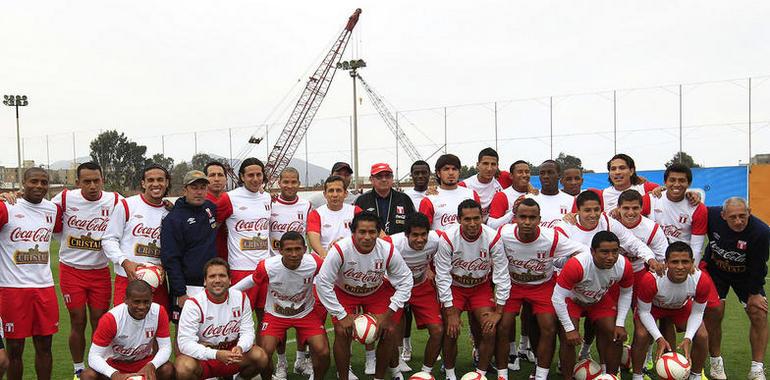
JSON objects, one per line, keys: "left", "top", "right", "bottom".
{"left": 235, "top": 218, "right": 269, "bottom": 232}
{"left": 439, "top": 213, "right": 458, "bottom": 226}
{"left": 187, "top": 218, "right": 197, "bottom": 225}
{"left": 67, "top": 215, "right": 109, "bottom": 232}
{"left": 201, "top": 320, "right": 241, "bottom": 338}
{"left": 135, "top": 240, "right": 161, "bottom": 258}
{"left": 67, "top": 233, "right": 101, "bottom": 251}
{"left": 132, "top": 223, "right": 161, "bottom": 239}
{"left": 13, "top": 245, "right": 49, "bottom": 264}
{"left": 10, "top": 227, "right": 52, "bottom": 243}
{"left": 240, "top": 235, "right": 268, "bottom": 251}
{"left": 269, "top": 220, "right": 305, "bottom": 234}
{"left": 112, "top": 342, "right": 152, "bottom": 358}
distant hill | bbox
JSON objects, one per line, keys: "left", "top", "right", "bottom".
{"left": 49, "top": 156, "right": 91, "bottom": 170}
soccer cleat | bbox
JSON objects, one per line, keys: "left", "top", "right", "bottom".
{"left": 748, "top": 368, "right": 766, "bottom": 380}
{"left": 365, "top": 355, "right": 376, "bottom": 375}
{"left": 293, "top": 357, "right": 308, "bottom": 375}
{"left": 518, "top": 348, "right": 536, "bottom": 363}
{"left": 401, "top": 345, "right": 413, "bottom": 362}
{"left": 273, "top": 360, "right": 288, "bottom": 380}
{"left": 397, "top": 358, "right": 412, "bottom": 372}
{"left": 348, "top": 366, "right": 359, "bottom": 380}
{"left": 508, "top": 355, "right": 521, "bottom": 371}
{"left": 709, "top": 360, "right": 727, "bottom": 380}
{"left": 73, "top": 369, "right": 83, "bottom": 380}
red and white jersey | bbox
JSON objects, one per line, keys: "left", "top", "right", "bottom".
{"left": 307, "top": 204, "right": 362, "bottom": 251}
{"left": 103, "top": 194, "right": 168, "bottom": 277}
{"left": 531, "top": 192, "right": 576, "bottom": 228}
{"left": 253, "top": 253, "right": 323, "bottom": 319}
{"left": 52, "top": 189, "right": 121, "bottom": 270}
{"left": 498, "top": 224, "right": 589, "bottom": 285}
{"left": 403, "top": 188, "right": 427, "bottom": 210}
{"left": 91, "top": 303, "right": 169, "bottom": 363}
{"left": 389, "top": 231, "right": 441, "bottom": 285}
{"left": 487, "top": 187, "right": 528, "bottom": 228}
{"left": 557, "top": 251, "right": 634, "bottom": 305}
{"left": 0, "top": 199, "right": 62, "bottom": 287}
{"left": 556, "top": 213, "right": 656, "bottom": 266}
{"left": 647, "top": 193, "right": 707, "bottom": 244}
{"left": 419, "top": 186, "right": 480, "bottom": 230}
{"left": 621, "top": 217, "right": 668, "bottom": 272}
{"left": 177, "top": 289, "right": 255, "bottom": 360}
{"left": 269, "top": 195, "right": 311, "bottom": 254}
{"left": 315, "top": 236, "right": 413, "bottom": 319}
{"left": 601, "top": 182, "right": 657, "bottom": 212}
{"left": 434, "top": 224, "right": 510, "bottom": 307}
{"left": 636, "top": 269, "right": 712, "bottom": 310}
{"left": 459, "top": 176, "right": 503, "bottom": 220}
{"left": 216, "top": 187, "right": 272, "bottom": 271}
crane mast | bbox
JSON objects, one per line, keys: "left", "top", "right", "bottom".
{"left": 262, "top": 8, "right": 362, "bottom": 187}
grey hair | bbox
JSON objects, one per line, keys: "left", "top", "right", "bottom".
{"left": 722, "top": 196, "right": 748, "bottom": 210}
{"left": 279, "top": 167, "right": 300, "bottom": 181}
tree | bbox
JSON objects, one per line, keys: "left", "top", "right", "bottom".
{"left": 555, "top": 152, "right": 584, "bottom": 171}
{"left": 170, "top": 161, "right": 191, "bottom": 195}
{"left": 148, "top": 153, "right": 174, "bottom": 172}
{"left": 191, "top": 153, "right": 224, "bottom": 171}
{"left": 89, "top": 130, "right": 148, "bottom": 193}
{"left": 459, "top": 165, "right": 478, "bottom": 179}
{"left": 665, "top": 151, "right": 702, "bottom": 168}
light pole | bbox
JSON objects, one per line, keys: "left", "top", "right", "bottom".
{"left": 337, "top": 59, "right": 366, "bottom": 192}
{"left": 3, "top": 95, "right": 28, "bottom": 189}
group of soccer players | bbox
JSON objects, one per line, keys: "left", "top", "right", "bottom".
{"left": 0, "top": 147, "right": 766, "bottom": 380}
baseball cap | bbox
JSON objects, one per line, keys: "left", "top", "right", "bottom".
{"left": 183, "top": 170, "right": 209, "bottom": 186}
{"left": 331, "top": 162, "right": 353, "bottom": 174}
{"left": 370, "top": 163, "right": 393, "bottom": 176}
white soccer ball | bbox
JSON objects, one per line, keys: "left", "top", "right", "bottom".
{"left": 573, "top": 358, "right": 603, "bottom": 380}
{"left": 620, "top": 344, "right": 632, "bottom": 370}
{"left": 655, "top": 352, "right": 691, "bottom": 380}
{"left": 594, "top": 375, "right": 619, "bottom": 380}
{"left": 135, "top": 265, "right": 163, "bottom": 290}
{"left": 408, "top": 371, "right": 435, "bottom": 380}
{"left": 459, "top": 371, "right": 487, "bottom": 380}
{"left": 353, "top": 314, "right": 378, "bottom": 344}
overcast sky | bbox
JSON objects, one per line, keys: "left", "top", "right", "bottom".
{"left": 2, "top": 1, "right": 770, "bottom": 176}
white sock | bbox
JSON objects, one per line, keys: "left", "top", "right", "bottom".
{"left": 366, "top": 349, "right": 376, "bottom": 361}
{"left": 509, "top": 341, "right": 517, "bottom": 355}
{"left": 73, "top": 362, "right": 85, "bottom": 372}
{"left": 403, "top": 337, "right": 411, "bottom": 349}
{"left": 535, "top": 366, "right": 549, "bottom": 380}
{"left": 446, "top": 368, "right": 457, "bottom": 380}
{"left": 689, "top": 372, "right": 702, "bottom": 380}
{"left": 278, "top": 353, "right": 287, "bottom": 365}
{"left": 633, "top": 374, "right": 644, "bottom": 380}
{"left": 421, "top": 365, "right": 432, "bottom": 373}
{"left": 497, "top": 369, "right": 508, "bottom": 380}
{"left": 601, "top": 364, "right": 607, "bottom": 374}
{"left": 296, "top": 350, "right": 307, "bottom": 360}
{"left": 519, "top": 335, "right": 530, "bottom": 351}
{"left": 580, "top": 342, "right": 592, "bottom": 356}
{"left": 751, "top": 361, "right": 764, "bottom": 371}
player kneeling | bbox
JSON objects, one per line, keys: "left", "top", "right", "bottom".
{"left": 175, "top": 258, "right": 268, "bottom": 380}
{"left": 632, "top": 241, "right": 712, "bottom": 380}
{"left": 232, "top": 231, "right": 330, "bottom": 379}
{"left": 82, "top": 280, "right": 174, "bottom": 380}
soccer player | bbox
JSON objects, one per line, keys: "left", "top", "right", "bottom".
{"left": 82, "top": 280, "right": 174, "bottom": 380}
{"left": 459, "top": 148, "right": 503, "bottom": 221}
{"left": 647, "top": 163, "right": 707, "bottom": 263}
{"left": 419, "top": 154, "right": 480, "bottom": 231}
{"left": 616, "top": 190, "right": 669, "bottom": 280}
{"left": 532, "top": 160, "right": 576, "bottom": 228}
{"left": 103, "top": 164, "right": 171, "bottom": 309}
{"left": 0, "top": 168, "right": 61, "bottom": 380}
{"left": 632, "top": 242, "right": 712, "bottom": 380}
{"left": 355, "top": 163, "right": 415, "bottom": 235}
{"left": 233, "top": 232, "right": 330, "bottom": 380}
{"left": 315, "top": 212, "right": 414, "bottom": 380}
{"left": 175, "top": 258, "right": 269, "bottom": 379}
{"left": 404, "top": 160, "right": 431, "bottom": 209}
{"left": 389, "top": 213, "right": 443, "bottom": 376}
{"left": 308, "top": 175, "right": 363, "bottom": 257}
{"left": 204, "top": 160, "right": 229, "bottom": 260}
{"left": 488, "top": 160, "right": 532, "bottom": 228}
{"left": 309, "top": 161, "right": 359, "bottom": 209}
{"left": 600, "top": 154, "right": 658, "bottom": 212}
{"left": 215, "top": 158, "right": 271, "bottom": 309}
{"left": 702, "top": 197, "right": 768, "bottom": 380}
{"left": 561, "top": 166, "right": 584, "bottom": 197}
{"left": 434, "top": 199, "right": 510, "bottom": 380}
{"left": 497, "top": 198, "right": 590, "bottom": 380}
{"left": 552, "top": 231, "right": 635, "bottom": 376}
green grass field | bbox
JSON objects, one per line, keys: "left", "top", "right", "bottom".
{"left": 17, "top": 241, "right": 769, "bottom": 379}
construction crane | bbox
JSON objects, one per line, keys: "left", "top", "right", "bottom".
{"left": 356, "top": 73, "right": 423, "bottom": 162}
{"left": 260, "top": 8, "right": 362, "bottom": 187}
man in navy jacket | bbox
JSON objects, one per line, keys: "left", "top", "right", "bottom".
{"left": 161, "top": 170, "right": 218, "bottom": 321}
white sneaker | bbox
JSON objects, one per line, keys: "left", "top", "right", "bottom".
{"left": 508, "top": 355, "right": 521, "bottom": 371}
{"left": 397, "top": 358, "right": 412, "bottom": 372}
{"left": 302, "top": 357, "right": 314, "bottom": 376}
{"left": 348, "top": 366, "right": 359, "bottom": 380}
{"left": 709, "top": 359, "right": 727, "bottom": 380}
{"left": 294, "top": 357, "right": 308, "bottom": 375}
{"left": 518, "top": 348, "right": 536, "bottom": 363}
{"left": 365, "top": 355, "right": 376, "bottom": 375}
{"left": 748, "top": 368, "right": 767, "bottom": 380}
{"left": 401, "top": 345, "right": 413, "bottom": 362}
{"left": 273, "top": 360, "right": 288, "bottom": 380}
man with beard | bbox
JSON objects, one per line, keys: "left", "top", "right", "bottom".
{"left": 459, "top": 148, "right": 503, "bottom": 222}
{"left": 419, "top": 154, "right": 480, "bottom": 231}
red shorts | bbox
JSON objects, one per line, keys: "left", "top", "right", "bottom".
{"left": 505, "top": 278, "right": 556, "bottom": 315}
{"left": 651, "top": 302, "right": 692, "bottom": 328}
{"left": 631, "top": 270, "right": 649, "bottom": 308}
{"left": 332, "top": 281, "right": 403, "bottom": 323}
{"left": 409, "top": 280, "right": 443, "bottom": 327}
{"left": 59, "top": 263, "right": 112, "bottom": 310}
{"left": 261, "top": 309, "right": 326, "bottom": 345}
{"left": 450, "top": 281, "right": 495, "bottom": 311}
{"left": 107, "top": 355, "right": 153, "bottom": 374}
{"left": 230, "top": 270, "right": 266, "bottom": 309}
{"left": 566, "top": 288, "right": 619, "bottom": 322}
{"left": 200, "top": 358, "right": 240, "bottom": 378}
{"left": 0, "top": 287, "right": 59, "bottom": 339}
{"left": 113, "top": 275, "right": 170, "bottom": 312}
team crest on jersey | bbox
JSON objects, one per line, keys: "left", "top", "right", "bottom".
{"left": 205, "top": 208, "right": 213, "bottom": 218}
{"left": 297, "top": 212, "right": 304, "bottom": 220}
{"left": 45, "top": 213, "right": 53, "bottom": 224}
{"left": 536, "top": 250, "right": 547, "bottom": 259}
{"left": 678, "top": 214, "right": 689, "bottom": 224}
{"left": 232, "top": 307, "right": 242, "bottom": 318}
{"left": 145, "top": 328, "right": 155, "bottom": 338}
{"left": 374, "top": 259, "right": 384, "bottom": 270}
{"left": 304, "top": 277, "right": 312, "bottom": 284}
{"left": 101, "top": 207, "right": 111, "bottom": 217}
{"left": 396, "top": 206, "right": 404, "bottom": 214}
{"left": 737, "top": 240, "right": 747, "bottom": 250}
{"left": 344, "top": 221, "right": 351, "bottom": 229}
{"left": 560, "top": 206, "right": 568, "bottom": 214}
{"left": 479, "top": 249, "right": 488, "bottom": 258}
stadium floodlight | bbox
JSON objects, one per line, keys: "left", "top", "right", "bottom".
{"left": 336, "top": 59, "right": 367, "bottom": 192}
{"left": 3, "top": 94, "right": 29, "bottom": 189}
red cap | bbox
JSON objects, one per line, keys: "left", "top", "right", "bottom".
{"left": 370, "top": 163, "right": 393, "bottom": 176}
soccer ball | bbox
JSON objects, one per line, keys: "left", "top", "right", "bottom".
{"left": 353, "top": 314, "right": 378, "bottom": 344}
{"left": 408, "top": 372, "right": 435, "bottom": 380}
{"left": 620, "top": 344, "right": 632, "bottom": 370}
{"left": 459, "top": 372, "right": 487, "bottom": 380}
{"left": 135, "top": 265, "right": 163, "bottom": 290}
{"left": 655, "top": 352, "right": 691, "bottom": 380}
{"left": 573, "top": 358, "right": 602, "bottom": 380}
{"left": 594, "top": 375, "right": 618, "bottom": 380}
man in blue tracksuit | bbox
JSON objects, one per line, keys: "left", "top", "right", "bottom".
{"left": 161, "top": 170, "right": 219, "bottom": 321}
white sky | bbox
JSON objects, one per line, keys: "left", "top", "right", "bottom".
{"left": 2, "top": 1, "right": 770, "bottom": 176}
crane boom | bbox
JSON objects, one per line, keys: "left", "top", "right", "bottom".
{"left": 356, "top": 74, "right": 423, "bottom": 162}
{"left": 262, "top": 8, "right": 362, "bottom": 187}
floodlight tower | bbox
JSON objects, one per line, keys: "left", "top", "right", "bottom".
{"left": 336, "top": 58, "right": 366, "bottom": 192}
{"left": 3, "top": 95, "right": 29, "bottom": 189}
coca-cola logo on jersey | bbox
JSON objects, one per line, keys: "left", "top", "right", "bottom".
{"left": 269, "top": 220, "right": 304, "bottom": 233}
{"left": 451, "top": 257, "right": 491, "bottom": 272}
{"left": 66, "top": 215, "right": 109, "bottom": 232}
{"left": 662, "top": 225, "right": 683, "bottom": 239}
{"left": 439, "top": 214, "right": 458, "bottom": 226}
{"left": 508, "top": 257, "right": 548, "bottom": 273}
{"left": 270, "top": 289, "right": 308, "bottom": 304}
{"left": 132, "top": 223, "right": 161, "bottom": 239}
{"left": 235, "top": 218, "right": 269, "bottom": 232}
{"left": 10, "top": 227, "right": 52, "bottom": 243}
{"left": 342, "top": 268, "right": 385, "bottom": 284}
{"left": 112, "top": 342, "right": 152, "bottom": 358}
{"left": 201, "top": 320, "right": 240, "bottom": 338}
